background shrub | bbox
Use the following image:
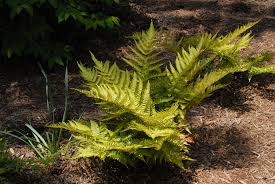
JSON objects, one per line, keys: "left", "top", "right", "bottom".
{"left": 0, "top": 0, "right": 120, "bottom": 67}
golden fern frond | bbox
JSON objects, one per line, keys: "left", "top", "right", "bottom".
{"left": 158, "top": 141, "right": 188, "bottom": 169}
{"left": 212, "top": 22, "right": 257, "bottom": 59}
{"left": 131, "top": 21, "right": 156, "bottom": 55}
{"left": 50, "top": 118, "right": 189, "bottom": 168}
{"left": 166, "top": 22, "right": 256, "bottom": 59}
{"left": 142, "top": 103, "right": 179, "bottom": 127}
{"left": 50, "top": 120, "right": 147, "bottom": 166}
{"left": 231, "top": 32, "right": 253, "bottom": 53}
{"left": 166, "top": 33, "right": 217, "bottom": 90}
{"left": 178, "top": 53, "right": 272, "bottom": 108}
{"left": 191, "top": 69, "right": 232, "bottom": 95}
{"left": 77, "top": 74, "right": 156, "bottom": 118}
{"left": 183, "top": 83, "right": 226, "bottom": 108}
{"left": 166, "top": 46, "right": 201, "bottom": 86}
{"left": 122, "top": 21, "right": 163, "bottom": 81}
{"left": 49, "top": 120, "right": 110, "bottom": 137}
{"left": 218, "top": 21, "right": 257, "bottom": 45}
{"left": 177, "top": 66, "right": 237, "bottom": 109}
{"left": 78, "top": 52, "right": 130, "bottom": 88}
{"left": 249, "top": 66, "right": 275, "bottom": 81}
{"left": 166, "top": 32, "right": 216, "bottom": 53}
{"left": 75, "top": 131, "right": 185, "bottom": 166}
{"left": 127, "top": 121, "right": 177, "bottom": 139}
{"left": 214, "top": 32, "right": 253, "bottom": 59}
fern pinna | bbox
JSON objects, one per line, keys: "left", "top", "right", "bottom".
{"left": 50, "top": 22, "right": 275, "bottom": 169}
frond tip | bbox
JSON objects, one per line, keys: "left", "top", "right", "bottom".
{"left": 249, "top": 66, "right": 275, "bottom": 81}
{"left": 122, "top": 21, "right": 163, "bottom": 81}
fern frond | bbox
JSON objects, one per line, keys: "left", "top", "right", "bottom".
{"left": 127, "top": 121, "right": 177, "bottom": 139}
{"left": 162, "top": 142, "right": 186, "bottom": 168}
{"left": 166, "top": 46, "right": 201, "bottom": 86}
{"left": 49, "top": 120, "right": 109, "bottom": 137}
{"left": 143, "top": 103, "right": 179, "bottom": 127}
{"left": 177, "top": 53, "right": 271, "bottom": 108}
{"left": 166, "top": 33, "right": 217, "bottom": 92}
{"left": 212, "top": 22, "right": 257, "bottom": 59}
{"left": 218, "top": 21, "right": 257, "bottom": 45}
{"left": 122, "top": 21, "right": 163, "bottom": 81}
{"left": 214, "top": 33, "right": 253, "bottom": 59}
{"left": 177, "top": 65, "right": 238, "bottom": 109}
{"left": 166, "top": 32, "right": 216, "bottom": 53}
{"left": 50, "top": 119, "right": 189, "bottom": 167}
{"left": 77, "top": 74, "right": 156, "bottom": 118}
{"left": 249, "top": 66, "right": 275, "bottom": 81}
{"left": 78, "top": 52, "right": 130, "bottom": 88}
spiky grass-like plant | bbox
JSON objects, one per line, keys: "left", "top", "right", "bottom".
{"left": 50, "top": 22, "right": 275, "bottom": 169}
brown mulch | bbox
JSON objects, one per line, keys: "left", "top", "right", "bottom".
{"left": 1, "top": 0, "right": 275, "bottom": 183}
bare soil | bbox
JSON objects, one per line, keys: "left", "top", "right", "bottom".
{"left": 1, "top": 0, "right": 275, "bottom": 183}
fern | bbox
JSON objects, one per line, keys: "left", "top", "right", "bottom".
{"left": 51, "top": 21, "right": 275, "bottom": 169}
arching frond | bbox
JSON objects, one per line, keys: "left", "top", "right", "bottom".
{"left": 212, "top": 22, "right": 257, "bottom": 59}
{"left": 50, "top": 120, "right": 189, "bottom": 168}
{"left": 166, "top": 33, "right": 217, "bottom": 93}
{"left": 218, "top": 21, "right": 257, "bottom": 45}
{"left": 122, "top": 21, "right": 163, "bottom": 81}
{"left": 49, "top": 120, "right": 109, "bottom": 137}
{"left": 78, "top": 52, "right": 130, "bottom": 88}
{"left": 77, "top": 74, "right": 156, "bottom": 118}
{"left": 127, "top": 121, "right": 177, "bottom": 139}
{"left": 249, "top": 66, "right": 275, "bottom": 81}
{"left": 167, "top": 46, "right": 201, "bottom": 82}
{"left": 143, "top": 103, "right": 179, "bottom": 127}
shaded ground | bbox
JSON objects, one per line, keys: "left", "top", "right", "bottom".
{"left": 1, "top": 0, "right": 275, "bottom": 183}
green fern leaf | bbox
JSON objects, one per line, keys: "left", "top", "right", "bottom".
{"left": 166, "top": 33, "right": 217, "bottom": 93}
{"left": 77, "top": 75, "right": 156, "bottom": 118}
{"left": 249, "top": 66, "right": 275, "bottom": 81}
{"left": 127, "top": 121, "right": 177, "bottom": 139}
{"left": 79, "top": 52, "right": 130, "bottom": 88}
{"left": 218, "top": 21, "right": 257, "bottom": 45}
{"left": 122, "top": 21, "right": 163, "bottom": 81}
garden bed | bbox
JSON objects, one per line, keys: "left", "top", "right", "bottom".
{"left": 0, "top": 0, "right": 275, "bottom": 183}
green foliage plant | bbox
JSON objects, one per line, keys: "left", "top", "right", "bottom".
{"left": 0, "top": 63, "right": 69, "bottom": 166}
{"left": 0, "top": 0, "right": 120, "bottom": 67}
{"left": 50, "top": 22, "right": 275, "bottom": 169}
{"left": 1, "top": 124, "right": 61, "bottom": 165}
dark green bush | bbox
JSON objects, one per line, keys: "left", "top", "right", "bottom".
{"left": 0, "top": 0, "right": 120, "bottom": 67}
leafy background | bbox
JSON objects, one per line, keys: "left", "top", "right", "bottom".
{"left": 0, "top": 0, "right": 120, "bottom": 67}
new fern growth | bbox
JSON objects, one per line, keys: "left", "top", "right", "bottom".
{"left": 50, "top": 22, "right": 275, "bottom": 169}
